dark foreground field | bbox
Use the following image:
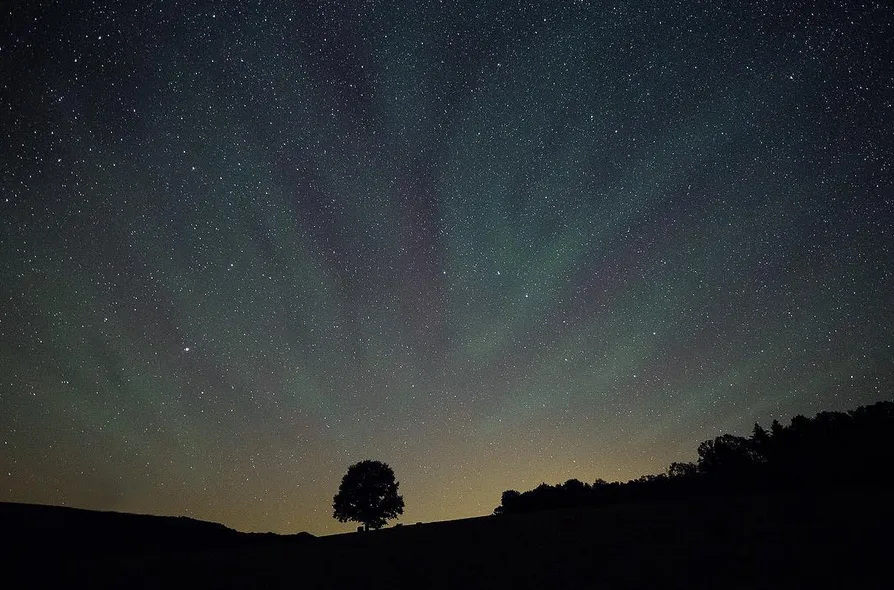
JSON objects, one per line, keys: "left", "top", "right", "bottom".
{"left": 4, "top": 493, "right": 890, "bottom": 588}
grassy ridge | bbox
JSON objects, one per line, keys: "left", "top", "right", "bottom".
{"left": 5, "top": 492, "right": 890, "bottom": 588}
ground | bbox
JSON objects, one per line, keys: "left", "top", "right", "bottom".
{"left": 4, "top": 493, "right": 890, "bottom": 588}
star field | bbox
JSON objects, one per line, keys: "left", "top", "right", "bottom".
{"left": 1, "top": 1, "right": 892, "bottom": 534}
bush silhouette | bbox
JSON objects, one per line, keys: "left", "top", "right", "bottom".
{"left": 333, "top": 460, "right": 405, "bottom": 531}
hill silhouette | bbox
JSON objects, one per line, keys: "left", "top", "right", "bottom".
{"left": 2, "top": 502, "right": 313, "bottom": 585}
{"left": 8, "top": 493, "right": 889, "bottom": 588}
{"left": 4, "top": 400, "right": 891, "bottom": 588}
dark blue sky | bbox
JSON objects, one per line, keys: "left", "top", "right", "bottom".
{"left": 1, "top": 0, "right": 892, "bottom": 534}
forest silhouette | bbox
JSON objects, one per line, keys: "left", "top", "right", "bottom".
{"left": 494, "top": 400, "right": 893, "bottom": 515}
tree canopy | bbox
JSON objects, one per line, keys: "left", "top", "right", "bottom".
{"left": 332, "top": 460, "right": 405, "bottom": 530}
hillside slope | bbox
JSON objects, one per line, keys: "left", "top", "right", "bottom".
{"left": 11, "top": 492, "right": 889, "bottom": 588}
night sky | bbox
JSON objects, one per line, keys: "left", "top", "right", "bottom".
{"left": 2, "top": 1, "right": 892, "bottom": 535}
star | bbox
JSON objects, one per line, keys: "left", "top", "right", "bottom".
{"left": 1, "top": 0, "right": 890, "bottom": 537}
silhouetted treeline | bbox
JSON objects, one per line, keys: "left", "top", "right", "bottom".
{"left": 494, "top": 400, "right": 894, "bottom": 515}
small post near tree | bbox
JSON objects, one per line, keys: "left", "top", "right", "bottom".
{"left": 332, "top": 460, "right": 405, "bottom": 531}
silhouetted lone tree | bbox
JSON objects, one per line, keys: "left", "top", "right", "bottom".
{"left": 332, "top": 460, "right": 405, "bottom": 531}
